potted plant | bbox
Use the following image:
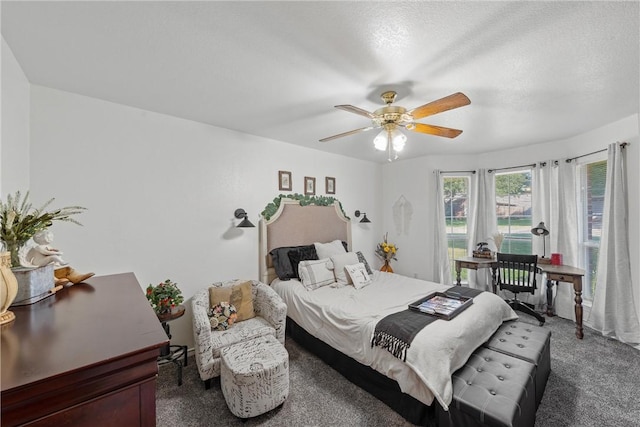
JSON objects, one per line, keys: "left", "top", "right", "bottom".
{"left": 146, "top": 279, "right": 184, "bottom": 317}
{"left": 375, "top": 232, "right": 398, "bottom": 273}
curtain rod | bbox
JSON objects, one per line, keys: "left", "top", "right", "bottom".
{"left": 488, "top": 163, "right": 537, "bottom": 173}
{"left": 565, "top": 142, "right": 629, "bottom": 163}
{"left": 438, "top": 170, "right": 476, "bottom": 174}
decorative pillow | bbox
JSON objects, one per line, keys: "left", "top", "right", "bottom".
{"left": 270, "top": 245, "right": 317, "bottom": 280}
{"left": 330, "top": 252, "right": 360, "bottom": 286}
{"left": 345, "top": 263, "right": 372, "bottom": 289}
{"left": 298, "top": 258, "right": 335, "bottom": 291}
{"left": 287, "top": 245, "right": 319, "bottom": 279}
{"left": 208, "top": 302, "right": 238, "bottom": 331}
{"left": 356, "top": 251, "right": 373, "bottom": 275}
{"left": 341, "top": 241, "right": 349, "bottom": 252}
{"left": 314, "top": 239, "right": 347, "bottom": 259}
{"left": 209, "top": 281, "right": 255, "bottom": 322}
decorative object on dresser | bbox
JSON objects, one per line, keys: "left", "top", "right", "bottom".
{"left": 278, "top": 170, "right": 292, "bottom": 191}
{"left": 234, "top": 208, "right": 255, "bottom": 228}
{"left": 0, "top": 190, "right": 86, "bottom": 268}
{"left": 354, "top": 210, "right": 371, "bottom": 223}
{"left": 191, "top": 279, "right": 287, "bottom": 389}
{"left": 304, "top": 176, "right": 316, "bottom": 195}
{"left": 1, "top": 273, "right": 168, "bottom": 426}
{"left": 0, "top": 252, "right": 18, "bottom": 325}
{"left": 325, "top": 176, "right": 336, "bottom": 194}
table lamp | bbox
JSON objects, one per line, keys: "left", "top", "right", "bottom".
{"left": 531, "top": 222, "right": 550, "bottom": 258}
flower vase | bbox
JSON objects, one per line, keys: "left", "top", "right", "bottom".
{"left": 380, "top": 259, "right": 394, "bottom": 273}
{"left": 0, "top": 252, "right": 19, "bottom": 325}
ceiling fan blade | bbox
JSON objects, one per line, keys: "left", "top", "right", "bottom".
{"left": 319, "top": 126, "right": 377, "bottom": 142}
{"left": 408, "top": 92, "right": 471, "bottom": 120}
{"left": 406, "top": 123, "right": 463, "bottom": 139}
{"left": 334, "top": 105, "right": 375, "bottom": 119}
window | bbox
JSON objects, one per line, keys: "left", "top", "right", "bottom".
{"left": 443, "top": 175, "right": 470, "bottom": 281}
{"left": 495, "top": 170, "right": 532, "bottom": 254}
{"left": 578, "top": 158, "right": 607, "bottom": 301}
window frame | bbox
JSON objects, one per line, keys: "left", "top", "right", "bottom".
{"left": 494, "top": 168, "right": 533, "bottom": 255}
{"left": 576, "top": 152, "right": 607, "bottom": 303}
{"left": 442, "top": 172, "right": 473, "bottom": 282}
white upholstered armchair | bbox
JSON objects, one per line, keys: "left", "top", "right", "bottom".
{"left": 191, "top": 279, "right": 287, "bottom": 389}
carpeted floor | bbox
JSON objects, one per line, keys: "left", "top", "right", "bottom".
{"left": 157, "top": 316, "right": 640, "bottom": 426}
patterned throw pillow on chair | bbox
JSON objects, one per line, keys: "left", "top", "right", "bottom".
{"left": 208, "top": 302, "right": 238, "bottom": 330}
{"left": 209, "top": 281, "right": 255, "bottom": 322}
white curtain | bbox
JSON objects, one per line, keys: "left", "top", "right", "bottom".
{"left": 587, "top": 143, "right": 640, "bottom": 349}
{"left": 433, "top": 171, "right": 452, "bottom": 285}
{"left": 467, "top": 169, "right": 497, "bottom": 290}
{"left": 549, "top": 160, "right": 580, "bottom": 319}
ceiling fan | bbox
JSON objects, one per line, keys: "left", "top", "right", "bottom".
{"left": 320, "top": 90, "right": 470, "bottom": 160}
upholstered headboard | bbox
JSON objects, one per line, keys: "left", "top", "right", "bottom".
{"left": 259, "top": 199, "right": 351, "bottom": 284}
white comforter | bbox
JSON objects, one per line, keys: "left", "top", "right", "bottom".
{"left": 272, "top": 271, "right": 517, "bottom": 410}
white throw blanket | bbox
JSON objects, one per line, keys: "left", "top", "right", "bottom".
{"left": 272, "top": 272, "right": 517, "bottom": 410}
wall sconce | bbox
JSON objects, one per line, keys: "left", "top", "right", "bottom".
{"left": 354, "top": 210, "right": 371, "bottom": 223}
{"left": 531, "top": 221, "right": 549, "bottom": 258}
{"left": 234, "top": 208, "right": 255, "bottom": 228}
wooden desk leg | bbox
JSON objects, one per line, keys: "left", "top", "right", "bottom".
{"left": 455, "top": 262, "right": 462, "bottom": 286}
{"left": 491, "top": 267, "right": 497, "bottom": 294}
{"left": 573, "top": 278, "right": 584, "bottom": 339}
{"left": 546, "top": 279, "right": 554, "bottom": 316}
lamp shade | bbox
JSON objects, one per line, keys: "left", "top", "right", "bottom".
{"left": 373, "top": 130, "right": 388, "bottom": 151}
{"left": 531, "top": 222, "right": 549, "bottom": 236}
{"left": 234, "top": 208, "right": 255, "bottom": 228}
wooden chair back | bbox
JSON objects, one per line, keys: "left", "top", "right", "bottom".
{"left": 496, "top": 253, "right": 538, "bottom": 295}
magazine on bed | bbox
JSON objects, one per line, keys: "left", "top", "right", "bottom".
{"left": 408, "top": 291, "right": 474, "bottom": 320}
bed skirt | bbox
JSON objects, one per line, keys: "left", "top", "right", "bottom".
{"left": 286, "top": 317, "right": 437, "bottom": 426}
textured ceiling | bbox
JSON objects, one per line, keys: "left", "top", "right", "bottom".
{"left": 2, "top": 1, "right": 638, "bottom": 163}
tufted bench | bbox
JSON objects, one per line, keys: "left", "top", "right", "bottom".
{"left": 438, "top": 347, "right": 536, "bottom": 427}
{"left": 220, "top": 335, "right": 289, "bottom": 419}
{"left": 483, "top": 320, "right": 551, "bottom": 407}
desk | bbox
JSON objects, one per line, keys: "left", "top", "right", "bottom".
{"left": 454, "top": 256, "right": 497, "bottom": 291}
{"left": 454, "top": 257, "right": 586, "bottom": 339}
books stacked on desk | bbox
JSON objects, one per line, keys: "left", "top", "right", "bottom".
{"left": 409, "top": 292, "right": 474, "bottom": 320}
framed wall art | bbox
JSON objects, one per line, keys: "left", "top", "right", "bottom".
{"left": 304, "top": 176, "right": 316, "bottom": 195}
{"left": 325, "top": 177, "right": 336, "bottom": 194}
{"left": 278, "top": 171, "right": 292, "bottom": 191}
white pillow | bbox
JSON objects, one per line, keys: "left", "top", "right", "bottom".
{"left": 330, "top": 252, "right": 359, "bottom": 286}
{"left": 314, "top": 239, "right": 346, "bottom": 259}
{"left": 298, "top": 258, "right": 335, "bottom": 291}
{"left": 345, "top": 263, "right": 372, "bottom": 289}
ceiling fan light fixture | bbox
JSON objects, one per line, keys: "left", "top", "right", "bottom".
{"left": 391, "top": 129, "right": 406, "bottom": 152}
{"left": 373, "top": 130, "right": 388, "bottom": 151}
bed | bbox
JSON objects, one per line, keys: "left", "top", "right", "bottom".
{"left": 259, "top": 199, "right": 517, "bottom": 425}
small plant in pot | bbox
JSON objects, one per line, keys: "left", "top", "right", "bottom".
{"left": 146, "top": 279, "right": 184, "bottom": 316}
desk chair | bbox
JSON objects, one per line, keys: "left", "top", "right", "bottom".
{"left": 496, "top": 253, "right": 545, "bottom": 325}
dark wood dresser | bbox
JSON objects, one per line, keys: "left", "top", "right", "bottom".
{"left": 1, "top": 272, "right": 169, "bottom": 426}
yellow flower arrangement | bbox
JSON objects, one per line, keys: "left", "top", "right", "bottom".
{"left": 375, "top": 233, "right": 398, "bottom": 262}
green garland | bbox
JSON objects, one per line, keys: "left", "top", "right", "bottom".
{"left": 261, "top": 194, "right": 350, "bottom": 221}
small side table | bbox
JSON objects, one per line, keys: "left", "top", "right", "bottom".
{"left": 157, "top": 305, "right": 188, "bottom": 386}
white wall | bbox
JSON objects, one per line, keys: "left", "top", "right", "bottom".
{"left": 1, "top": 37, "right": 30, "bottom": 196}
{"left": 383, "top": 114, "right": 640, "bottom": 320}
{"left": 28, "top": 85, "right": 382, "bottom": 348}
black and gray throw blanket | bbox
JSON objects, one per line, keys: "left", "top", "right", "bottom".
{"left": 371, "top": 286, "right": 484, "bottom": 361}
